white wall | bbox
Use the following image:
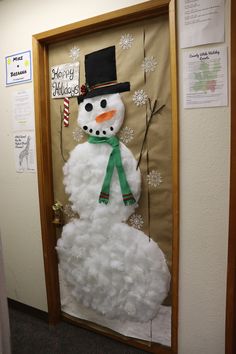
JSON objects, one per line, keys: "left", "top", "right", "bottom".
{"left": 0, "top": 1, "right": 230, "bottom": 353}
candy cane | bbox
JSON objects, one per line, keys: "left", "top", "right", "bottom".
{"left": 63, "top": 97, "right": 70, "bottom": 127}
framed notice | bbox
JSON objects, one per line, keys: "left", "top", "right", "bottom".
{"left": 5, "top": 50, "right": 32, "bottom": 86}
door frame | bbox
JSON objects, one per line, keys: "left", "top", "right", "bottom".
{"left": 225, "top": 1, "right": 236, "bottom": 354}
{"left": 32, "top": 1, "right": 179, "bottom": 353}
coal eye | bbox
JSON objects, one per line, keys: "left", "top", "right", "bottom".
{"left": 100, "top": 99, "right": 107, "bottom": 108}
{"left": 85, "top": 103, "right": 93, "bottom": 112}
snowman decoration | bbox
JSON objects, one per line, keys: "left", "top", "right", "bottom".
{"left": 57, "top": 46, "right": 170, "bottom": 323}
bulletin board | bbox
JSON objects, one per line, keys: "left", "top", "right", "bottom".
{"left": 32, "top": 1, "right": 178, "bottom": 353}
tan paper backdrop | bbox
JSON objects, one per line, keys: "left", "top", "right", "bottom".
{"left": 49, "top": 14, "right": 172, "bottom": 300}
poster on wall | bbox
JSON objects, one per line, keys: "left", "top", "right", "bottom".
{"left": 51, "top": 62, "right": 80, "bottom": 98}
{"left": 14, "top": 131, "right": 36, "bottom": 173}
{"left": 179, "top": 0, "right": 225, "bottom": 48}
{"left": 183, "top": 45, "right": 228, "bottom": 108}
{"left": 5, "top": 50, "right": 32, "bottom": 86}
{"left": 12, "top": 89, "right": 34, "bottom": 131}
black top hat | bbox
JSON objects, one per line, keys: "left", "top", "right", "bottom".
{"left": 77, "top": 46, "right": 130, "bottom": 104}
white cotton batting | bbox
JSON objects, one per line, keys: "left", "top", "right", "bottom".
{"left": 57, "top": 132, "right": 170, "bottom": 322}
{"left": 63, "top": 141, "right": 141, "bottom": 221}
{"left": 57, "top": 219, "right": 170, "bottom": 322}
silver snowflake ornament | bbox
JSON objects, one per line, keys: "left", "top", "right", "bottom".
{"left": 132, "top": 89, "right": 148, "bottom": 106}
{"left": 141, "top": 56, "right": 157, "bottom": 73}
{"left": 119, "top": 126, "right": 134, "bottom": 144}
{"left": 69, "top": 46, "right": 80, "bottom": 61}
{"left": 63, "top": 203, "right": 77, "bottom": 219}
{"left": 147, "top": 170, "right": 163, "bottom": 188}
{"left": 119, "top": 33, "right": 134, "bottom": 50}
{"left": 129, "top": 214, "right": 144, "bottom": 230}
{"left": 72, "top": 127, "right": 84, "bottom": 142}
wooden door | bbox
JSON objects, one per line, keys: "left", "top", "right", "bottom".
{"left": 32, "top": 1, "right": 179, "bottom": 353}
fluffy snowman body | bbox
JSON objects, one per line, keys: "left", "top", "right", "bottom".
{"left": 56, "top": 93, "right": 170, "bottom": 322}
{"left": 63, "top": 141, "right": 140, "bottom": 222}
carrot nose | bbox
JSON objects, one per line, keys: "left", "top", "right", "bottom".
{"left": 95, "top": 110, "right": 116, "bottom": 123}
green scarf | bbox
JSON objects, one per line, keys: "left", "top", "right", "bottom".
{"left": 88, "top": 135, "right": 136, "bottom": 206}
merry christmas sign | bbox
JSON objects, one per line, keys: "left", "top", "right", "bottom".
{"left": 51, "top": 62, "right": 80, "bottom": 98}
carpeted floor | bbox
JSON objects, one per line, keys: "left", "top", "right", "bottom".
{"left": 9, "top": 307, "right": 149, "bottom": 354}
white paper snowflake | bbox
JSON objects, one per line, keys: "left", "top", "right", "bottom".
{"left": 129, "top": 214, "right": 144, "bottom": 230}
{"left": 119, "top": 33, "right": 134, "bottom": 50}
{"left": 72, "top": 127, "right": 84, "bottom": 142}
{"left": 119, "top": 126, "right": 134, "bottom": 144}
{"left": 141, "top": 56, "right": 157, "bottom": 73}
{"left": 69, "top": 46, "right": 80, "bottom": 61}
{"left": 147, "top": 170, "right": 163, "bottom": 188}
{"left": 63, "top": 203, "right": 77, "bottom": 219}
{"left": 132, "top": 89, "right": 148, "bottom": 106}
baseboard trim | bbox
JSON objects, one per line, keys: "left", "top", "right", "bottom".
{"left": 8, "top": 298, "right": 48, "bottom": 322}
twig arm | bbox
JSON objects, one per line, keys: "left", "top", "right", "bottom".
{"left": 136, "top": 102, "right": 165, "bottom": 170}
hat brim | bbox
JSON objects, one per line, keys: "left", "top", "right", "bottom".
{"left": 77, "top": 82, "right": 130, "bottom": 104}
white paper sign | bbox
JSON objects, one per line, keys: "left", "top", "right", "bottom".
{"left": 14, "top": 132, "right": 36, "bottom": 173}
{"left": 51, "top": 62, "right": 79, "bottom": 98}
{"left": 180, "top": 0, "right": 225, "bottom": 48}
{"left": 183, "top": 46, "right": 228, "bottom": 108}
{"left": 12, "top": 90, "right": 34, "bottom": 131}
{"left": 5, "top": 50, "right": 32, "bottom": 86}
